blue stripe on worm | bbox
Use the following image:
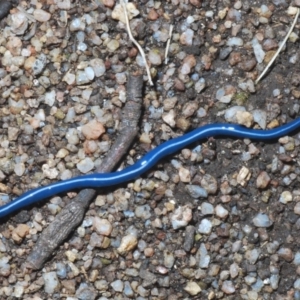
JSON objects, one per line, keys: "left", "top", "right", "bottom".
{"left": 1, "top": 118, "right": 300, "bottom": 218}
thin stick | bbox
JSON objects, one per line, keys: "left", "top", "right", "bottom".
{"left": 121, "top": 0, "right": 154, "bottom": 86}
{"left": 165, "top": 24, "right": 174, "bottom": 64}
{"left": 26, "top": 74, "right": 144, "bottom": 270}
{"left": 255, "top": 8, "right": 300, "bottom": 84}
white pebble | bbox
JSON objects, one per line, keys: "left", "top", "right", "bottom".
{"left": 197, "top": 243, "right": 210, "bottom": 268}
{"left": 180, "top": 28, "right": 194, "bottom": 45}
{"left": 252, "top": 37, "right": 265, "bottom": 63}
{"left": 279, "top": 191, "right": 293, "bottom": 204}
{"left": 60, "top": 169, "right": 72, "bottom": 180}
{"left": 198, "top": 218, "right": 212, "bottom": 234}
{"left": 43, "top": 272, "right": 60, "bottom": 294}
{"left": 185, "top": 185, "right": 208, "bottom": 198}
{"left": 42, "top": 164, "right": 59, "bottom": 179}
{"left": 162, "top": 109, "right": 176, "bottom": 127}
{"left": 171, "top": 206, "right": 192, "bottom": 229}
{"left": 115, "top": 72, "right": 127, "bottom": 84}
{"left": 253, "top": 213, "right": 273, "bottom": 227}
{"left": 90, "top": 58, "right": 106, "bottom": 77}
{"left": 93, "top": 217, "right": 113, "bottom": 236}
{"left": 33, "top": 9, "right": 51, "bottom": 22}
{"left": 148, "top": 48, "right": 162, "bottom": 65}
{"left": 70, "top": 18, "right": 85, "bottom": 31}
{"left": 66, "top": 128, "right": 79, "bottom": 145}
{"left": 227, "top": 37, "right": 243, "bottom": 46}
{"left": 135, "top": 205, "right": 152, "bottom": 219}
{"left": 245, "top": 248, "right": 261, "bottom": 264}
{"left": 63, "top": 72, "right": 76, "bottom": 85}
{"left": 195, "top": 78, "right": 206, "bottom": 93}
{"left": 64, "top": 107, "right": 76, "bottom": 123}
{"left": 252, "top": 109, "right": 267, "bottom": 129}
{"left": 76, "top": 157, "right": 94, "bottom": 173}
{"left": 76, "top": 70, "right": 91, "bottom": 85}
{"left": 14, "top": 163, "right": 25, "bottom": 176}
{"left": 84, "top": 67, "right": 95, "bottom": 81}
{"left": 107, "top": 39, "right": 120, "bottom": 52}
{"left": 201, "top": 202, "right": 214, "bottom": 215}
{"left": 117, "top": 234, "right": 138, "bottom": 256}
{"left": 215, "top": 204, "right": 229, "bottom": 218}
{"left": 44, "top": 90, "right": 56, "bottom": 106}
{"left": 224, "top": 106, "right": 246, "bottom": 123}
{"left": 273, "top": 89, "right": 280, "bottom": 97}
{"left": 111, "top": 280, "right": 124, "bottom": 292}
{"left": 56, "top": 0, "right": 71, "bottom": 9}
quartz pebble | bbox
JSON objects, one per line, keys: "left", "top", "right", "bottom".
{"left": 253, "top": 213, "right": 273, "bottom": 228}
{"left": 76, "top": 157, "right": 94, "bottom": 174}
{"left": 201, "top": 202, "right": 214, "bottom": 215}
{"left": 224, "top": 106, "right": 246, "bottom": 123}
{"left": 185, "top": 185, "right": 208, "bottom": 198}
{"left": 43, "top": 272, "right": 60, "bottom": 294}
{"left": 198, "top": 219, "right": 213, "bottom": 234}
{"left": 171, "top": 206, "right": 192, "bottom": 229}
{"left": 279, "top": 191, "right": 293, "bottom": 204}
{"left": 227, "top": 37, "right": 243, "bottom": 46}
{"left": 222, "top": 281, "right": 236, "bottom": 294}
{"left": 184, "top": 281, "right": 201, "bottom": 296}
{"left": 117, "top": 234, "right": 138, "bottom": 256}
{"left": 197, "top": 243, "right": 210, "bottom": 268}
{"left": 252, "top": 109, "right": 267, "bottom": 129}
{"left": 252, "top": 37, "right": 265, "bottom": 63}
{"left": 180, "top": 28, "right": 194, "bottom": 45}
{"left": 111, "top": 280, "right": 124, "bottom": 292}
{"left": 93, "top": 217, "right": 112, "bottom": 236}
{"left": 135, "top": 205, "right": 152, "bottom": 219}
{"left": 14, "top": 163, "right": 25, "bottom": 176}
{"left": 201, "top": 174, "right": 217, "bottom": 194}
{"left": 178, "top": 167, "right": 191, "bottom": 182}
{"left": 215, "top": 204, "right": 229, "bottom": 219}
{"left": 148, "top": 48, "right": 162, "bottom": 65}
{"left": 236, "top": 111, "right": 253, "bottom": 127}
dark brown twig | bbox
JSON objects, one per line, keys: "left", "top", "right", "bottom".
{"left": 26, "top": 73, "right": 144, "bottom": 269}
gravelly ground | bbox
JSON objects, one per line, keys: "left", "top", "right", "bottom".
{"left": 1, "top": 0, "right": 300, "bottom": 299}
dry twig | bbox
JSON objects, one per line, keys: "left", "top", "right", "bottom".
{"left": 165, "top": 24, "right": 174, "bottom": 64}
{"left": 255, "top": 8, "right": 300, "bottom": 84}
{"left": 26, "top": 73, "right": 144, "bottom": 269}
{"left": 121, "top": 0, "right": 153, "bottom": 86}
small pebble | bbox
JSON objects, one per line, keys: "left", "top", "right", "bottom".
{"left": 215, "top": 204, "right": 229, "bottom": 219}
{"left": 279, "top": 191, "right": 293, "bottom": 204}
{"left": 221, "top": 281, "right": 236, "bottom": 294}
{"left": 93, "top": 217, "right": 113, "bottom": 236}
{"left": 171, "top": 206, "right": 192, "bottom": 230}
{"left": 76, "top": 157, "right": 94, "bottom": 174}
{"left": 81, "top": 120, "right": 105, "bottom": 140}
{"left": 184, "top": 281, "right": 201, "bottom": 296}
{"left": 43, "top": 272, "right": 60, "bottom": 294}
{"left": 252, "top": 37, "right": 265, "bottom": 63}
{"left": 256, "top": 171, "right": 271, "bottom": 189}
{"left": 198, "top": 219, "right": 213, "bottom": 234}
{"left": 117, "top": 234, "right": 138, "bottom": 256}
{"left": 185, "top": 185, "right": 208, "bottom": 198}
{"left": 201, "top": 202, "right": 214, "bottom": 215}
{"left": 148, "top": 48, "right": 162, "bottom": 65}
{"left": 33, "top": 9, "right": 51, "bottom": 22}
{"left": 253, "top": 213, "right": 273, "bottom": 228}
{"left": 110, "top": 280, "right": 124, "bottom": 292}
